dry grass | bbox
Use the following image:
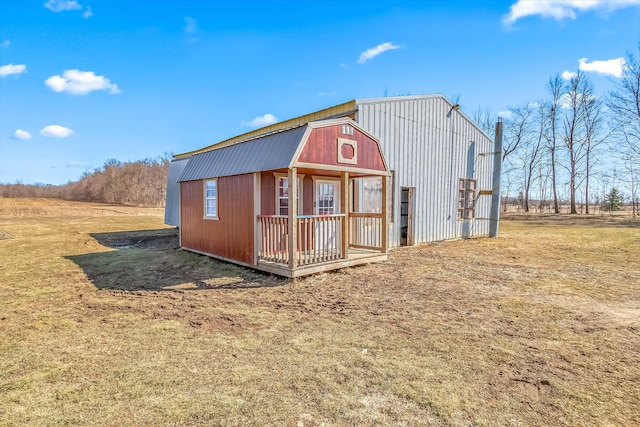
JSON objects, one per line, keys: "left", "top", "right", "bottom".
{"left": 0, "top": 198, "right": 638, "bottom": 426}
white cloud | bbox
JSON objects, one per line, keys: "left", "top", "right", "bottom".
{"left": 0, "top": 64, "right": 26, "bottom": 77}
{"left": 82, "top": 6, "right": 93, "bottom": 18}
{"left": 242, "top": 114, "right": 278, "bottom": 128}
{"left": 184, "top": 17, "right": 197, "bottom": 34}
{"left": 503, "top": 0, "right": 640, "bottom": 25}
{"left": 358, "top": 42, "right": 401, "bottom": 64}
{"left": 45, "top": 69, "right": 121, "bottom": 95}
{"left": 44, "top": 0, "right": 82, "bottom": 12}
{"left": 318, "top": 91, "right": 336, "bottom": 97}
{"left": 558, "top": 93, "right": 572, "bottom": 109}
{"left": 498, "top": 110, "right": 514, "bottom": 120}
{"left": 1, "top": 40, "right": 9, "bottom": 48}
{"left": 66, "top": 161, "right": 91, "bottom": 168}
{"left": 13, "top": 129, "right": 32, "bottom": 140}
{"left": 556, "top": 92, "right": 597, "bottom": 108}
{"left": 579, "top": 57, "right": 625, "bottom": 77}
{"left": 562, "top": 70, "right": 578, "bottom": 80}
{"left": 40, "top": 125, "right": 74, "bottom": 138}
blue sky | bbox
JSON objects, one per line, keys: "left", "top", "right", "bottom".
{"left": 1, "top": 0, "right": 638, "bottom": 185}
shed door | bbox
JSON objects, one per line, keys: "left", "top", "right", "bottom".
{"left": 400, "top": 187, "right": 414, "bottom": 246}
{"left": 314, "top": 180, "right": 340, "bottom": 251}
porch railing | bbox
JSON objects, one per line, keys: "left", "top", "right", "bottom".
{"left": 297, "top": 215, "right": 344, "bottom": 265}
{"left": 349, "top": 212, "right": 383, "bottom": 251}
{"left": 257, "top": 216, "right": 289, "bottom": 264}
{"left": 257, "top": 214, "right": 345, "bottom": 266}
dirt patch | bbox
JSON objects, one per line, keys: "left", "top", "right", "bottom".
{"left": 1, "top": 199, "right": 638, "bottom": 426}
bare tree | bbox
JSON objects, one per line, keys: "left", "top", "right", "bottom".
{"left": 0, "top": 155, "right": 170, "bottom": 207}
{"left": 561, "top": 71, "right": 592, "bottom": 214}
{"left": 472, "top": 106, "right": 496, "bottom": 137}
{"left": 545, "top": 75, "right": 564, "bottom": 213}
{"left": 608, "top": 46, "right": 640, "bottom": 157}
{"left": 581, "top": 92, "right": 608, "bottom": 214}
{"left": 503, "top": 105, "right": 532, "bottom": 161}
{"left": 501, "top": 105, "right": 534, "bottom": 211}
{"left": 523, "top": 101, "right": 549, "bottom": 212}
{"left": 510, "top": 102, "right": 548, "bottom": 212}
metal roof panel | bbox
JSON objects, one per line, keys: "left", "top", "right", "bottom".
{"left": 178, "top": 125, "right": 308, "bottom": 182}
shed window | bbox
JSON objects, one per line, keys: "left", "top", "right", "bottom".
{"left": 275, "top": 173, "right": 304, "bottom": 216}
{"left": 341, "top": 124, "right": 354, "bottom": 135}
{"left": 458, "top": 178, "right": 476, "bottom": 219}
{"left": 204, "top": 179, "right": 218, "bottom": 219}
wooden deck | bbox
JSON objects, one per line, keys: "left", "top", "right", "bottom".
{"left": 257, "top": 248, "right": 388, "bottom": 278}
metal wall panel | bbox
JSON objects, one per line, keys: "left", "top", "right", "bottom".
{"left": 180, "top": 174, "right": 255, "bottom": 264}
{"left": 164, "top": 157, "right": 189, "bottom": 226}
{"left": 355, "top": 95, "right": 494, "bottom": 247}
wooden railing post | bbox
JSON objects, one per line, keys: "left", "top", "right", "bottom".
{"left": 341, "top": 171, "right": 349, "bottom": 259}
{"left": 382, "top": 174, "right": 388, "bottom": 253}
{"left": 288, "top": 168, "right": 297, "bottom": 269}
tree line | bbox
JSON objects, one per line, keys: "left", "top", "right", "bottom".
{"left": 0, "top": 154, "right": 171, "bottom": 207}
{"left": 474, "top": 46, "right": 639, "bottom": 217}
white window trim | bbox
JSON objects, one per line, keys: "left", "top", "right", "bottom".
{"left": 312, "top": 176, "right": 341, "bottom": 215}
{"left": 203, "top": 178, "right": 219, "bottom": 220}
{"left": 273, "top": 172, "right": 305, "bottom": 216}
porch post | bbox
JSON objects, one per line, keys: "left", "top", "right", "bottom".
{"left": 341, "top": 171, "right": 349, "bottom": 259}
{"left": 381, "top": 174, "right": 388, "bottom": 253}
{"left": 253, "top": 172, "right": 261, "bottom": 266}
{"left": 288, "top": 167, "right": 298, "bottom": 269}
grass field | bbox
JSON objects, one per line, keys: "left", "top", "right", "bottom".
{"left": 0, "top": 198, "right": 638, "bottom": 426}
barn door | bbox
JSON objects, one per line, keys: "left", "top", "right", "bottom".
{"left": 400, "top": 187, "right": 414, "bottom": 246}
{"left": 315, "top": 180, "right": 340, "bottom": 251}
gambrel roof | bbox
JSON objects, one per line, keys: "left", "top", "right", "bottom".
{"left": 178, "top": 117, "right": 387, "bottom": 182}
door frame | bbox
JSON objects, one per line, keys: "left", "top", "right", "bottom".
{"left": 312, "top": 177, "right": 341, "bottom": 215}
{"left": 312, "top": 177, "right": 341, "bottom": 252}
{"left": 400, "top": 187, "right": 415, "bottom": 246}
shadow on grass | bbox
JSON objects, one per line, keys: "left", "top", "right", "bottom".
{"left": 66, "top": 228, "right": 287, "bottom": 292}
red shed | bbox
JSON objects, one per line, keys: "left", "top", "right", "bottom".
{"left": 177, "top": 118, "right": 390, "bottom": 278}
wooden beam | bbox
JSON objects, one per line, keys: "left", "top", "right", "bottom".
{"left": 288, "top": 168, "right": 298, "bottom": 270}
{"left": 381, "top": 174, "right": 388, "bottom": 253}
{"left": 293, "top": 162, "right": 388, "bottom": 176}
{"left": 253, "top": 172, "right": 261, "bottom": 265}
{"left": 341, "top": 171, "right": 349, "bottom": 259}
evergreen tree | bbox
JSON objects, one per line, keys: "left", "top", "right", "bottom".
{"left": 601, "top": 188, "right": 624, "bottom": 212}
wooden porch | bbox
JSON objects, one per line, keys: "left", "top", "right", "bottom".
{"left": 256, "top": 212, "right": 387, "bottom": 278}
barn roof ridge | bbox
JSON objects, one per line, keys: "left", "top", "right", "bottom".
{"left": 175, "top": 93, "right": 493, "bottom": 160}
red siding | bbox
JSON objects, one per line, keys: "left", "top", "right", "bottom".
{"left": 260, "top": 171, "right": 276, "bottom": 216}
{"left": 180, "top": 174, "right": 254, "bottom": 265}
{"left": 297, "top": 126, "right": 386, "bottom": 171}
{"left": 260, "top": 171, "right": 314, "bottom": 215}
{"left": 302, "top": 175, "right": 313, "bottom": 215}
